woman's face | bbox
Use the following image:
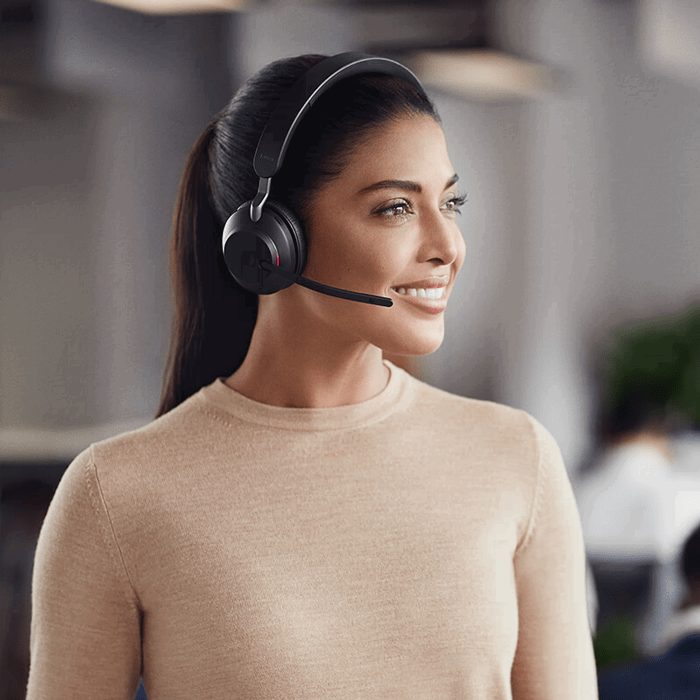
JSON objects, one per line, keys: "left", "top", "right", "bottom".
{"left": 294, "top": 114, "right": 466, "bottom": 357}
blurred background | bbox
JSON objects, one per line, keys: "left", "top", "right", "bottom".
{"left": 1, "top": 0, "right": 699, "bottom": 697}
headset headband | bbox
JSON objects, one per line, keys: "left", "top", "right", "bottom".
{"left": 248, "top": 51, "right": 425, "bottom": 223}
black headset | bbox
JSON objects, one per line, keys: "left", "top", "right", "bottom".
{"left": 221, "top": 51, "right": 429, "bottom": 309}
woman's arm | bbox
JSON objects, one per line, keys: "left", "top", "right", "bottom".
{"left": 510, "top": 413, "right": 599, "bottom": 699}
{"left": 26, "top": 445, "right": 143, "bottom": 699}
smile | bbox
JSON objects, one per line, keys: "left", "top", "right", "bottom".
{"left": 389, "top": 287, "right": 447, "bottom": 314}
{"left": 390, "top": 286, "right": 446, "bottom": 299}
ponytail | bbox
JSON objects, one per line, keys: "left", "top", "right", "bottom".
{"left": 155, "top": 117, "right": 257, "bottom": 418}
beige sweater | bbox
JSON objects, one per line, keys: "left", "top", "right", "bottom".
{"left": 27, "top": 359, "right": 598, "bottom": 699}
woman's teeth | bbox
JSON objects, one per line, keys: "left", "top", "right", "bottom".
{"left": 390, "top": 287, "right": 446, "bottom": 299}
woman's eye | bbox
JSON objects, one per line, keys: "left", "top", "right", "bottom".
{"left": 376, "top": 201, "right": 412, "bottom": 218}
{"left": 374, "top": 193, "right": 467, "bottom": 219}
{"left": 447, "top": 194, "right": 467, "bottom": 214}
{"left": 443, "top": 193, "right": 467, "bottom": 215}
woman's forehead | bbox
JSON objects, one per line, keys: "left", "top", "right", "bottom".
{"left": 343, "top": 119, "right": 450, "bottom": 179}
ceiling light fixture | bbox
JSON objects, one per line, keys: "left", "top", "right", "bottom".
{"left": 91, "top": 0, "right": 249, "bottom": 15}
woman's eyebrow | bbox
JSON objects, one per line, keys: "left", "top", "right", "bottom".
{"left": 356, "top": 173, "right": 459, "bottom": 196}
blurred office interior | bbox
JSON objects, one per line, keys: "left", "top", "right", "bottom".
{"left": 1, "top": 0, "right": 699, "bottom": 697}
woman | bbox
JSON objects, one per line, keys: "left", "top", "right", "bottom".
{"left": 27, "top": 53, "right": 598, "bottom": 699}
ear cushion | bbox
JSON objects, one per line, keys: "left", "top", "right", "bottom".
{"left": 264, "top": 199, "right": 306, "bottom": 276}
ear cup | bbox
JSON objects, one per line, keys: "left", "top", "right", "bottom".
{"left": 221, "top": 199, "right": 307, "bottom": 295}
{"left": 264, "top": 200, "right": 307, "bottom": 277}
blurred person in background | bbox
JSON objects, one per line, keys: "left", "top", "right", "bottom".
{"left": 573, "top": 388, "right": 677, "bottom": 638}
{"left": 575, "top": 388, "right": 676, "bottom": 566}
{"left": 597, "top": 518, "right": 700, "bottom": 699}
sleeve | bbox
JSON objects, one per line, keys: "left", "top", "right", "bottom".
{"left": 26, "top": 444, "right": 143, "bottom": 700}
{"left": 510, "top": 413, "right": 599, "bottom": 700}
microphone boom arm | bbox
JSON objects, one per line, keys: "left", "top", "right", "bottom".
{"left": 258, "top": 260, "right": 393, "bottom": 307}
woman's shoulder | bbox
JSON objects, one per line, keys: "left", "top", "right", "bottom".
{"left": 402, "top": 373, "right": 541, "bottom": 471}
{"left": 406, "top": 371, "right": 531, "bottom": 431}
{"left": 88, "top": 388, "right": 210, "bottom": 485}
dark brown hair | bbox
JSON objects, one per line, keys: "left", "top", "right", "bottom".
{"left": 155, "top": 53, "right": 440, "bottom": 417}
